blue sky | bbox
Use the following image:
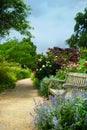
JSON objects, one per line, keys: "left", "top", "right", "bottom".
{"left": 28, "top": 0, "right": 87, "bottom": 53}
{"left": 1, "top": 0, "right": 87, "bottom": 53}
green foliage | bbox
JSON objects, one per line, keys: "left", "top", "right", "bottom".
{"left": 10, "top": 67, "right": 31, "bottom": 80}
{"left": 30, "top": 72, "right": 40, "bottom": 88}
{"left": 33, "top": 77, "right": 40, "bottom": 88}
{"left": 35, "top": 47, "right": 80, "bottom": 80}
{"left": 35, "top": 54, "right": 55, "bottom": 80}
{"left": 0, "top": 61, "right": 32, "bottom": 92}
{"left": 0, "top": 54, "right": 5, "bottom": 62}
{"left": 39, "top": 76, "right": 59, "bottom": 97}
{"left": 0, "top": 0, "right": 32, "bottom": 38}
{"left": 80, "top": 48, "right": 87, "bottom": 60}
{"left": 66, "top": 34, "right": 77, "bottom": 48}
{"left": 32, "top": 89, "right": 87, "bottom": 130}
{"left": 55, "top": 67, "right": 67, "bottom": 80}
{"left": 66, "top": 58, "right": 87, "bottom": 74}
{"left": 78, "top": 59, "right": 87, "bottom": 73}
{"left": 0, "top": 38, "right": 37, "bottom": 69}
{"left": 66, "top": 7, "right": 87, "bottom": 48}
{"left": 0, "top": 65, "right": 15, "bottom": 92}
{"left": 60, "top": 97, "right": 87, "bottom": 130}
{"left": 40, "top": 77, "right": 51, "bottom": 97}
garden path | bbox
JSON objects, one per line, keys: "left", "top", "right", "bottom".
{"left": 0, "top": 78, "right": 43, "bottom": 130}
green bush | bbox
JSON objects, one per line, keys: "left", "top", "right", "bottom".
{"left": 32, "top": 88, "right": 87, "bottom": 130}
{"left": 35, "top": 47, "right": 80, "bottom": 80}
{"left": 80, "top": 48, "right": 87, "bottom": 60}
{"left": 11, "top": 67, "right": 31, "bottom": 80}
{"left": 35, "top": 54, "right": 61, "bottom": 80}
{"left": 30, "top": 72, "right": 40, "bottom": 88}
{"left": 0, "top": 66, "right": 15, "bottom": 92}
{"left": 0, "top": 38, "right": 37, "bottom": 70}
{"left": 78, "top": 59, "right": 87, "bottom": 73}
{"left": 40, "top": 76, "right": 60, "bottom": 97}
{"left": 0, "top": 62, "right": 32, "bottom": 92}
{"left": 63, "top": 58, "right": 87, "bottom": 74}
{"left": 33, "top": 77, "right": 40, "bottom": 88}
{"left": 40, "top": 77, "right": 50, "bottom": 97}
{"left": 55, "top": 67, "right": 67, "bottom": 80}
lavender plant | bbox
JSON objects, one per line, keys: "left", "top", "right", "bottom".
{"left": 31, "top": 87, "right": 87, "bottom": 130}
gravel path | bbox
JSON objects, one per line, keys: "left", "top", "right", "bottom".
{"left": 0, "top": 78, "right": 43, "bottom": 130}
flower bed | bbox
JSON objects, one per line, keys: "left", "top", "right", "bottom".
{"left": 31, "top": 87, "right": 87, "bottom": 130}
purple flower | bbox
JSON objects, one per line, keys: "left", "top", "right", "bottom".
{"left": 30, "top": 112, "right": 34, "bottom": 118}
{"left": 34, "top": 118, "right": 37, "bottom": 126}
{"left": 84, "top": 91, "right": 87, "bottom": 98}
{"left": 53, "top": 117, "right": 58, "bottom": 128}
{"left": 33, "top": 98, "right": 37, "bottom": 105}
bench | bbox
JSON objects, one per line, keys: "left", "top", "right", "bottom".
{"left": 48, "top": 72, "right": 87, "bottom": 96}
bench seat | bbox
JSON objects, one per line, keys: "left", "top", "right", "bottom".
{"left": 48, "top": 72, "right": 87, "bottom": 96}
{"left": 49, "top": 88, "right": 65, "bottom": 96}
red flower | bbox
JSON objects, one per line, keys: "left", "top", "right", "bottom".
{"left": 70, "top": 56, "right": 77, "bottom": 62}
{"left": 84, "top": 63, "right": 87, "bottom": 67}
{"left": 32, "top": 70, "right": 35, "bottom": 73}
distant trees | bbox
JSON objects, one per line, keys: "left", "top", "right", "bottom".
{"left": 66, "top": 7, "right": 87, "bottom": 48}
{"left": 0, "top": 38, "right": 37, "bottom": 69}
{"left": 0, "top": 0, "right": 32, "bottom": 38}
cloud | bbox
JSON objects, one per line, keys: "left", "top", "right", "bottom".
{"left": 28, "top": 0, "right": 87, "bottom": 53}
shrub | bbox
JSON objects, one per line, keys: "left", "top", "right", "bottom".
{"left": 47, "top": 47, "right": 80, "bottom": 65}
{"left": 35, "top": 55, "right": 57, "bottom": 80}
{"left": 32, "top": 88, "right": 87, "bottom": 130}
{"left": 80, "top": 48, "right": 87, "bottom": 60}
{"left": 78, "top": 59, "right": 87, "bottom": 73}
{"left": 39, "top": 76, "right": 51, "bottom": 97}
{"left": 30, "top": 72, "right": 40, "bottom": 88}
{"left": 39, "top": 76, "right": 61, "bottom": 97}
{"left": 0, "top": 65, "right": 15, "bottom": 92}
{"left": 55, "top": 67, "right": 67, "bottom": 80}
{"left": 11, "top": 67, "right": 31, "bottom": 80}
{"left": 0, "top": 38, "right": 37, "bottom": 70}
{"left": 0, "top": 62, "right": 32, "bottom": 92}
{"left": 33, "top": 77, "right": 40, "bottom": 88}
{"left": 35, "top": 47, "right": 80, "bottom": 80}
{"left": 64, "top": 58, "right": 87, "bottom": 74}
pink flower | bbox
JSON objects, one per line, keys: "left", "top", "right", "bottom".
{"left": 73, "top": 64, "right": 78, "bottom": 67}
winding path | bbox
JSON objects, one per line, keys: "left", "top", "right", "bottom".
{"left": 0, "top": 78, "right": 42, "bottom": 130}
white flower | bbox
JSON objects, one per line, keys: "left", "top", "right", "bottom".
{"left": 42, "top": 65, "right": 45, "bottom": 67}
{"left": 38, "top": 58, "right": 42, "bottom": 61}
{"left": 55, "top": 56, "right": 58, "bottom": 58}
{"left": 49, "top": 65, "right": 51, "bottom": 67}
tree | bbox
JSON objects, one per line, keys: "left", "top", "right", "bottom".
{"left": 0, "top": 0, "right": 32, "bottom": 38}
{"left": 66, "top": 7, "right": 87, "bottom": 48}
{"left": 0, "top": 38, "right": 37, "bottom": 69}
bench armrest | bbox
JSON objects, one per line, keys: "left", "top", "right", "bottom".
{"left": 48, "top": 78, "right": 66, "bottom": 90}
{"left": 49, "top": 78, "right": 66, "bottom": 82}
{"left": 57, "top": 79, "right": 66, "bottom": 82}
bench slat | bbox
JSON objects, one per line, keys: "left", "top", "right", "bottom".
{"left": 48, "top": 72, "right": 87, "bottom": 96}
{"left": 49, "top": 88, "right": 65, "bottom": 96}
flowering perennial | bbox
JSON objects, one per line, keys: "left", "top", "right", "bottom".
{"left": 31, "top": 87, "right": 87, "bottom": 130}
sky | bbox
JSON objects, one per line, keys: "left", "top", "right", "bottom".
{"left": 1, "top": 0, "right": 87, "bottom": 53}
{"left": 28, "top": 0, "right": 87, "bottom": 53}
